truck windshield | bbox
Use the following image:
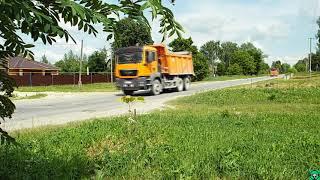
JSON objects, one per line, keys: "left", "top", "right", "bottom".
{"left": 117, "top": 51, "right": 143, "bottom": 64}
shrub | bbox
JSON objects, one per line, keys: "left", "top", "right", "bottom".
{"left": 226, "top": 64, "right": 242, "bottom": 75}
{"left": 288, "top": 67, "right": 297, "bottom": 74}
{"left": 193, "top": 53, "right": 210, "bottom": 81}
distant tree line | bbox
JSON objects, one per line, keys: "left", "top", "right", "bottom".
{"left": 270, "top": 60, "right": 297, "bottom": 74}
{"left": 168, "top": 37, "right": 271, "bottom": 80}
{"left": 294, "top": 53, "right": 320, "bottom": 73}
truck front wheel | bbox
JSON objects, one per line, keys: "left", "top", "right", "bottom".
{"left": 123, "top": 90, "right": 135, "bottom": 96}
{"left": 150, "top": 79, "right": 162, "bottom": 95}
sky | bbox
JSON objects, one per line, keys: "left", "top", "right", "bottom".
{"left": 23, "top": 0, "right": 320, "bottom": 65}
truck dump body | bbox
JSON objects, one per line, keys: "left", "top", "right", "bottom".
{"left": 151, "top": 45, "right": 194, "bottom": 76}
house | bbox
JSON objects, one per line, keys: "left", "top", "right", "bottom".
{"left": 6, "top": 57, "right": 59, "bottom": 76}
{"left": 0, "top": 59, "right": 8, "bottom": 71}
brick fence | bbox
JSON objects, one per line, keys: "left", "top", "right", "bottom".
{"left": 10, "top": 72, "right": 112, "bottom": 86}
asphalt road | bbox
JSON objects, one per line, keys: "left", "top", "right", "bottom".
{"left": 3, "top": 76, "right": 275, "bottom": 131}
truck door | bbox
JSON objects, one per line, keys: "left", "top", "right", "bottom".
{"left": 145, "top": 51, "right": 158, "bottom": 74}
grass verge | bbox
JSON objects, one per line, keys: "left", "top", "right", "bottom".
{"left": 16, "top": 83, "right": 117, "bottom": 92}
{"left": 11, "top": 93, "right": 47, "bottom": 100}
{"left": 1, "top": 74, "right": 319, "bottom": 179}
{"left": 202, "top": 74, "right": 266, "bottom": 82}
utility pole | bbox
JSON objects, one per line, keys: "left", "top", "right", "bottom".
{"left": 110, "top": 52, "right": 113, "bottom": 83}
{"left": 308, "top": 38, "right": 313, "bottom": 78}
{"left": 105, "top": 47, "right": 113, "bottom": 83}
{"left": 78, "top": 40, "right": 83, "bottom": 87}
{"left": 211, "top": 56, "right": 214, "bottom": 77}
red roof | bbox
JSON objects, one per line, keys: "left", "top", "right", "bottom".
{"left": 8, "top": 57, "right": 58, "bottom": 70}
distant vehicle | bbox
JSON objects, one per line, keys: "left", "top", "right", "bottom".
{"left": 270, "top": 68, "right": 279, "bottom": 77}
{"left": 115, "top": 44, "right": 194, "bottom": 95}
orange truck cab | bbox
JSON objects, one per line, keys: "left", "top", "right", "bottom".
{"left": 115, "top": 44, "right": 194, "bottom": 95}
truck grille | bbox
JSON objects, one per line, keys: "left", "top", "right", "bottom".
{"left": 120, "top": 70, "right": 138, "bottom": 76}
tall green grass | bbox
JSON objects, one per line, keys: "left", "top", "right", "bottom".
{"left": 1, "top": 77, "right": 319, "bottom": 179}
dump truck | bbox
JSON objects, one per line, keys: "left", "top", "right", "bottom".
{"left": 270, "top": 68, "right": 279, "bottom": 77}
{"left": 115, "top": 44, "right": 194, "bottom": 95}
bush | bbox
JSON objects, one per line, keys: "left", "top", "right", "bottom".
{"left": 226, "top": 63, "right": 242, "bottom": 75}
{"left": 288, "top": 67, "right": 297, "bottom": 74}
{"left": 217, "top": 62, "right": 226, "bottom": 76}
{"left": 193, "top": 53, "right": 210, "bottom": 81}
{"left": 294, "top": 63, "right": 306, "bottom": 72}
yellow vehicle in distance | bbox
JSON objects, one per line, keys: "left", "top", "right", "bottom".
{"left": 115, "top": 44, "right": 194, "bottom": 95}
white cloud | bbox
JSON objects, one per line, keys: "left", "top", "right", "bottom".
{"left": 169, "top": 0, "right": 296, "bottom": 48}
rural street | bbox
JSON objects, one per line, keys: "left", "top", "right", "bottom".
{"left": 3, "top": 76, "right": 275, "bottom": 131}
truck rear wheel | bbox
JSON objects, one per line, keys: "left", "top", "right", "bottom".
{"left": 150, "top": 79, "right": 162, "bottom": 95}
{"left": 183, "top": 77, "right": 190, "bottom": 91}
{"left": 123, "top": 90, "right": 134, "bottom": 96}
{"left": 175, "top": 78, "right": 184, "bottom": 92}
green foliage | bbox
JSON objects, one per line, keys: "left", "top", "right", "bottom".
{"left": 168, "top": 37, "right": 198, "bottom": 55}
{"left": 54, "top": 50, "right": 87, "bottom": 72}
{"left": 219, "top": 42, "right": 239, "bottom": 67}
{"left": 88, "top": 50, "right": 108, "bottom": 72}
{"left": 211, "top": 41, "right": 267, "bottom": 75}
{"left": 259, "top": 62, "right": 270, "bottom": 74}
{"left": 226, "top": 63, "right": 242, "bottom": 75}
{"left": 112, "top": 18, "right": 153, "bottom": 49}
{"left": 0, "top": 70, "right": 16, "bottom": 144}
{"left": 272, "top": 60, "right": 282, "bottom": 70}
{"left": 193, "top": 53, "right": 210, "bottom": 81}
{"left": 267, "top": 93, "right": 276, "bottom": 101}
{"left": 311, "top": 53, "right": 320, "bottom": 71}
{"left": 120, "top": 96, "right": 145, "bottom": 122}
{"left": 40, "top": 55, "right": 49, "bottom": 64}
{"left": 281, "top": 63, "right": 291, "bottom": 73}
{"left": 294, "top": 53, "right": 320, "bottom": 72}
{"left": 231, "top": 50, "right": 255, "bottom": 75}
{"left": 216, "top": 62, "right": 226, "bottom": 76}
{"left": 287, "top": 67, "right": 297, "bottom": 74}
{"left": 240, "top": 42, "right": 264, "bottom": 74}
{"left": 1, "top": 77, "right": 320, "bottom": 178}
{"left": 294, "top": 59, "right": 307, "bottom": 72}
{"left": 200, "top": 40, "right": 221, "bottom": 75}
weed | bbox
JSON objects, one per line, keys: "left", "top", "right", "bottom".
{"left": 120, "top": 96, "right": 145, "bottom": 122}
{"left": 268, "top": 94, "right": 276, "bottom": 101}
{"left": 221, "top": 110, "right": 231, "bottom": 118}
